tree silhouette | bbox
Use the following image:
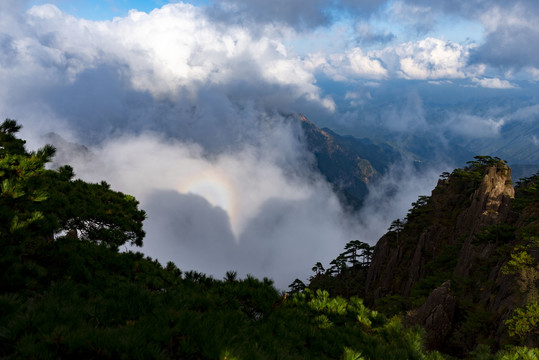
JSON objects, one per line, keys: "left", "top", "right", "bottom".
{"left": 388, "top": 218, "right": 405, "bottom": 243}
{"left": 312, "top": 262, "right": 325, "bottom": 277}
{"left": 0, "top": 119, "right": 146, "bottom": 249}
{"left": 342, "top": 240, "right": 374, "bottom": 267}
{"left": 288, "top": 278, "right": 306, "bottom": 294}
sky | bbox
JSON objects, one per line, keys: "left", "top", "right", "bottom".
{"left": 1, "top": 0, "right": 538, "bottom": 288}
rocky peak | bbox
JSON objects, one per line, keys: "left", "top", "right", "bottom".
{"left": 455, "top": 163, "right": 514, "bottom": 235}
{"left": 364, "top": 157, "right": 538, "bottom": 354}
{"left": 366, "top": 159, "right": 515, "bottom": 299}
{"left": 454, "top": 163, "right": 514, "bottom": 277}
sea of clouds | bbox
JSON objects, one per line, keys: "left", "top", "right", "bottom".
{"left": 2, "top": 0, "right": 537, "bottom": 287}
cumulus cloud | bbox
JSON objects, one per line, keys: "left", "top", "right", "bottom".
{"left": 377, "top": 37, "right": 478, "bottom": 80}
{"left": 473, "top": 4, "right": 539, "bottom": 69}
{"left": 402, "top": 0, "right": 539, "bottom": 69}
{"left": 306, "top": 47, "right": 387, "bottom": 81}
{"left": 1, "top": 3, "right": 335, "bottom": 143}
{"left": 472, "top": 77, "right": 516, "bottom": 89}
{"left": 306, "top": 37, "right": 481, "bottom": 83}
{"left": 26, "top": 4, "right": 331, "bottom": 104}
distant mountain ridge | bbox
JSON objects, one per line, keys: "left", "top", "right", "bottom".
{"left": 298, "top": 115, "right": 401, "bottom": 209}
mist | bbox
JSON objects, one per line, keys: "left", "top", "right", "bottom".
{"left": 3, "top": 2, "right": 537, "bottom": 289}
{"left": 357, "top": 161, "right": 451, "bottom": 243}
{"left": 45, "top": 124, "right": 449, "bottom": 289}
{"left": 46, "top": 121, "right": 363, "bottom": 289}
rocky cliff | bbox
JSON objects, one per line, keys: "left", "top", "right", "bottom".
{"left": 365, "top": 157, "right": 538, "bottom": 355}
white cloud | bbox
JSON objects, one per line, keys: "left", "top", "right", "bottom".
{"left": 379, "top": 91, "right": 428, "bottom": 132}
{"left": 307, "top": 47, "right": 387, "bottom": 81}
{"left": 446, "top": 113, "right": 507, "bottom": 137}
{"left": 344, "top": 90, "right": 372, "bottom": 106}
{"left": 512, "top": 104, "right": 539, "bottom": 121}
{"left": 357, "top": 161, "right": 449, "bottom": 243}
{"left": 306, "top": 37, "right": 483, "bottom": 83}
{"left": 48, "top": 125, "right": 361, "bottom": 289}
{"left": 468, "top": 3, "right": 539, "bottom": 69}
{"left": 526, "top": 67, "right": 539, "bottom": 81}
{"left": 472, "top": 77, "right": 516, "bottom": 89}
{"left": 377, "top": 37, "right": 478, "bottom": 80}
{"left": 6, "top": 3, "right": 332, "bottom": 112}
{"left": 427, "top": 80, "right": 453, "bottom": 85}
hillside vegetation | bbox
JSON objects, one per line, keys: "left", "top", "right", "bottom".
{"left": 1, "top": 119, "right": 538, "bottom": 359}
{"left": 308, "top": 155, "right": 539, "bottom": 358}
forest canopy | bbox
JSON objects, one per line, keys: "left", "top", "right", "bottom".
{"left": 0, "top": 119, "right": 146, "bottom": 250}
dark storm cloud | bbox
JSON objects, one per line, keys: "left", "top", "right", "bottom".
{"left": 405, "top": 0, "right": 539, "bottom": 15}
{"left": 209, "top": 0, "right": 387, "bottom": 30}
{"left": 403, "top": 0, "right": 539, "bottom": 69}
{"left": 470, "top": 23, "right": 539, "bottom": 69}
{"left": 355, "top": 23, "right": 395, "bottom": 45}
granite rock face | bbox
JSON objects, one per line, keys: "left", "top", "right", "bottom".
{"left": 406, "top": 281, "right": 456, "bottom": 350}
{"left": 454, "top": 164, "right": 514, "bottom": 277}
{"left": 364, "top": 160, "right": 538, "bottom": 353}
{"left": 366, "top": 163, "right": 515, "bottom": 300}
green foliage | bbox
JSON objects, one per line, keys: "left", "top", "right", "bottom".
{"left": 308, "top": 240, "right": 373, "bottom": 299}
{"left": 502, "top": 250, "right": 535, "bottom": 275}
{"left": 466, "top": 155, "right": 506, "bottom": 168}
{"left": 513, "top": 171, "right": 539, "bottom": 210}
{"left": 469, "top": 344, "right": 494, "bottom": 360}
{"left": 494, "top": 346, "right": 539, "bottom": 360}
{"left": 404, "top": 195, "right": 432, "bottom": 225}
{"left": 388, "top": 218, "right": 405, "bottom": 234}
{"left": 0, "top": 119, "right": 146, "bottom": 249}
{"left": 0, "top": 230, "right": 448, "bottom": 360}
{"left": 473, "top": 224, "right": 516, "bottom": 245}
{"left": 374, "top": 295, "right": 410, "bottom": 317}
{"left": 341, "top": 347, "right": 366, "bottom": 360}
{"left": 505, "top": 302, "right": 539, "bottom": 340}
{"left": 449, "top": 156, "right": 507, "bottom": 197}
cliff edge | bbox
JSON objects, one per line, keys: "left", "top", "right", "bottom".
{"left": 365, "top": 156, "right": 538, "bottom": 355}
